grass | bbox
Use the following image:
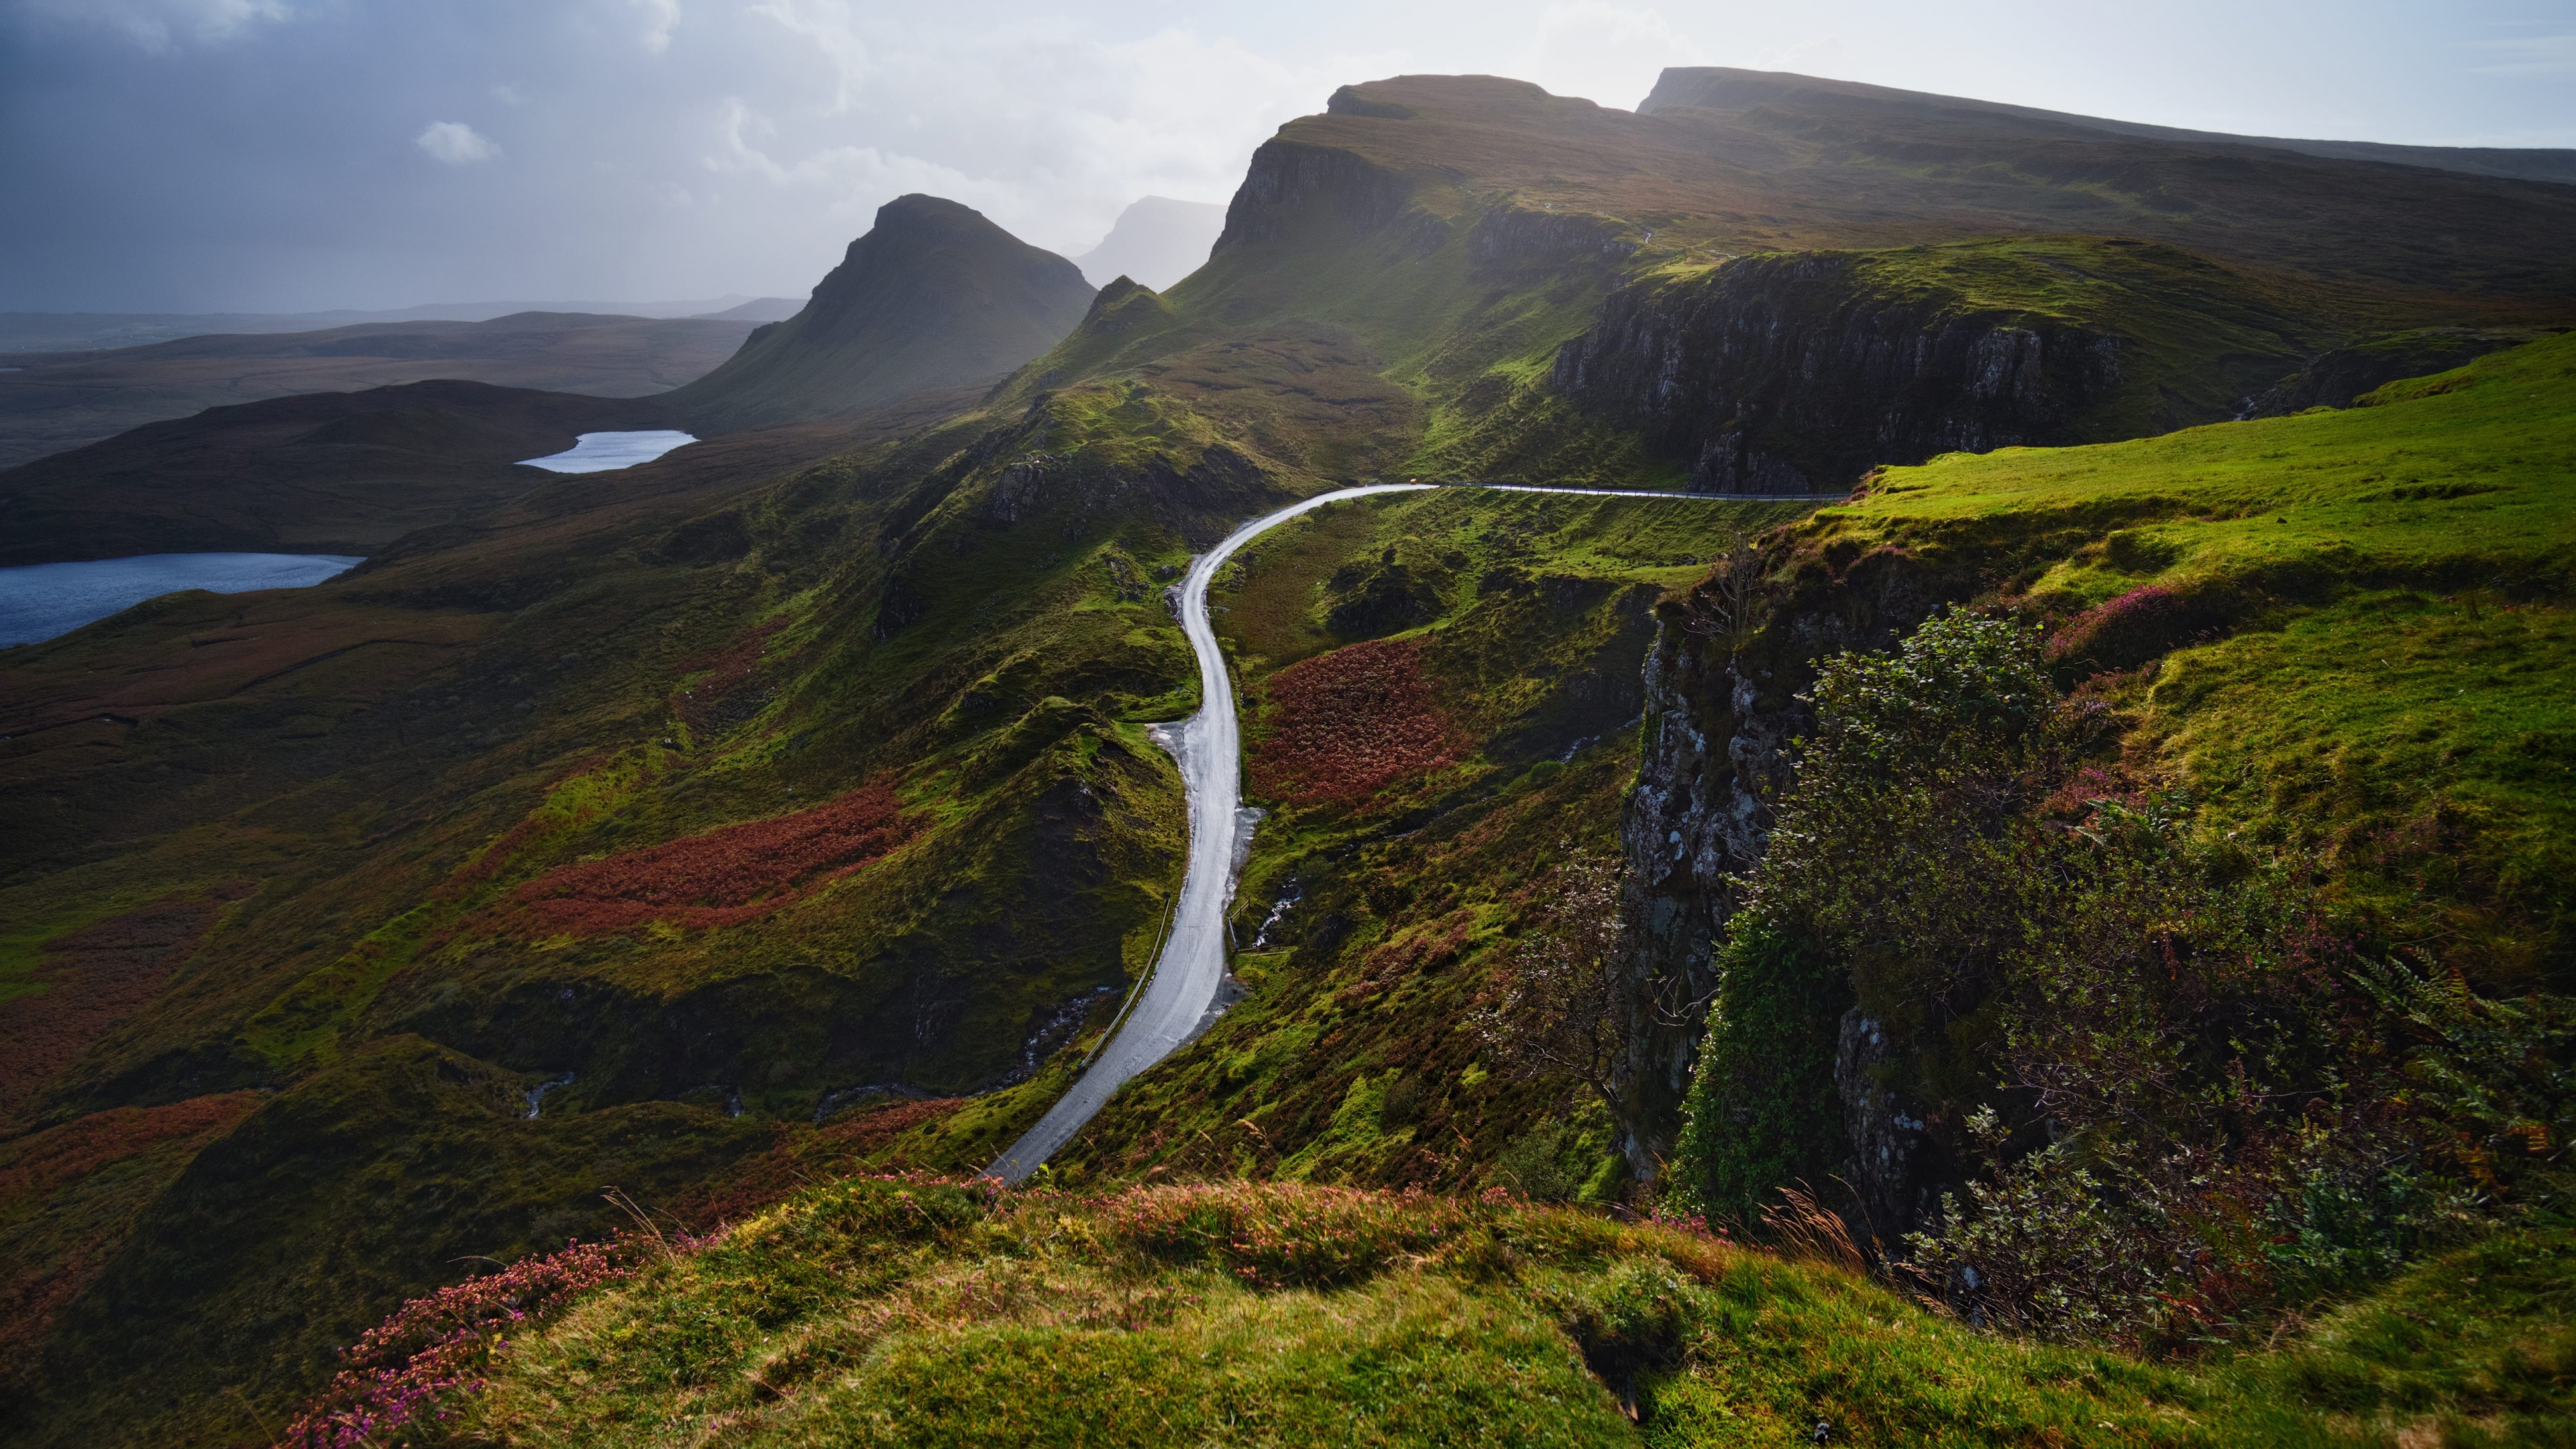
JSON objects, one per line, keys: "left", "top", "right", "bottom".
{"left": 1761, "top": 329, "right": 2576, "bottom": 983}
{"left": 386, "top": 1175, "right": 2576, "bottom": 1447}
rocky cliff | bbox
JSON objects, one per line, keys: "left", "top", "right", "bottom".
{"left": 1613, "top": 541, "right": 1958, "bottom": 1186}
{"left": 1550, "top": 251, "right": 2127, "bottom": 494}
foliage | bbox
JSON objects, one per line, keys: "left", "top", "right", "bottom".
{"left": 1668, "top": 914, "right": 1848, "bottom": 1223}
{"left": 1677, "top": 608, "right": 2573, "bottom": 1345}
{"left": 498, "top": 782, "right": 918, "bottom": 934}
{"left": 278, "top": 1232, "right": 660, "bottom": 1449}
{"left": 1472, "top": 847, "right": 1632, "bottom": 1130}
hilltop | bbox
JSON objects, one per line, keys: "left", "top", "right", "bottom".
{"left": 664, "top": 195, "right": 1099, "bottom": 432}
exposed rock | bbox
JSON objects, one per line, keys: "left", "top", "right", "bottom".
{"left": 1213, "top": 140, "right": 1416, "bottom": 252}
{"left": 1551, "top": 253, "right": 2125, "bottom": 494}
{"left": 1613, "top": 545, "right": 1954, "bottom": 1185}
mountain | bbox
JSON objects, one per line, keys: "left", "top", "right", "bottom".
{"left": 1071, "top": 196, "right": 1229, "bottom": 290}
{"left": 663, "top": 195, "right": 1098, "bottom": 431}
{"left": 0, "top": 311, "right": 754, "bottom": 470}
{"left": 5, "top": 70, "right": 2575, "bottom": 1449}
{"left": 1641, "top": 66, "right": 2576, "bottom": 186}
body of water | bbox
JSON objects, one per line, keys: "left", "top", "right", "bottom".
{"left": 0, "top": 552, "right": 364, "bottom": 647}
{"left": 518, "top": 429, "right": 698, "bottom": 473}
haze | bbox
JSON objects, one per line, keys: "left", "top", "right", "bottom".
{"left": 4, "top": 0, "right": 2573, "bottom": 313}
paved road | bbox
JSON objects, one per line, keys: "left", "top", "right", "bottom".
{"left": 981, "top": 482, "right": 1836, "bottom": 1184}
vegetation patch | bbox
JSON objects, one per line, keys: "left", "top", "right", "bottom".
{"left": 1249, "top": 638, "right": 1466, "bottom": 806}
{"left": 500, "top": 782, "right": 918, "bottom": 935}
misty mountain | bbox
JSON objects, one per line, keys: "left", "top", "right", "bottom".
{"left": 1072, "top": 197, "right": 1230, "bottom": 290}
{"left": 665, "top": 195, "right": 1098, "bottom": 432}
{"left": 0, "top": 297, "right": 777, "bottom": 354}
{"left": 1640, "top": 66, "right": 2576, "bottom": 185}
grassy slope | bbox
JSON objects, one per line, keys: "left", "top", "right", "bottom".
{"left": 1780, "top": 329, "right": 2576, "bottom": 983}
{"left": 875, "top": 488, "right": 1813, "bottom": 1191}
{"left": 442, "top": 1176, "right": 2576, "bottom": 1448}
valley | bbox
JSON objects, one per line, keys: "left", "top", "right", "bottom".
{"left": 0, "top": 60, "right": 2570, "bottom": 1449}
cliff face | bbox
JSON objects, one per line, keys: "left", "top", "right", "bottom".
{"left": 1613, "top": 543, "right": 1959, "bottom": 1203}
{"left": 1551, "top": 253, "right": 2125, "bottom": 494}
{"left": 1210, "top": 139, "right": 1417, "bottom": 254}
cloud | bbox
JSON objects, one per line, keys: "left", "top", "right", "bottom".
{"left": 15, "top": 0, "right": 290, "bottom": 52}
{"left": 417, "top": 120, "right": 502, "bottom": 164}
{"left": 2467, "top": 34, "right": 2576, "bottom": 78}
{"left": 1520, "top": 1, "right": 1703, "bottom": 109}
{"left": 730, "top": 8, "right": 1399, "bottom": 254}
{"left": 631, "top": 0, "right": 679, "bottom": 54}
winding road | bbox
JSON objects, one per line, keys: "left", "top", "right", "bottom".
{"left": 983, "top": 482, "right": 1839, "bottom": 1184}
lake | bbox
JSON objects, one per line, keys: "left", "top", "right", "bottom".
{"left": 0, "top": 552, "right": 364, "bottom": 647}
{"left": 518, "top": 429, "right": 698, "bottom": 473}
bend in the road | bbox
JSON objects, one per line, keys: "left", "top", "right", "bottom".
{"left": 980, "top": 481, "right": 1837, "bottom": 1183}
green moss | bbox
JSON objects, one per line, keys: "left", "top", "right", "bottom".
{"left": 1774, "top": 329, "right": 2576, "bottom": 980}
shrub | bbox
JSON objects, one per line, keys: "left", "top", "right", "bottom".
{"left": 502, "top": 782, "right": 916, "bottom": 934}
{"left": 277, "top": 1232, "right": 665, "bottom": 1448}
{"left": 1249, "top": 638, "right": 1464, "bottom": 806}
{"left": 2045, "top": 582, "right": 2226, "bottom": 676}
{"left": 1675, "top": 608, "right": 2572, "bottom": 1345}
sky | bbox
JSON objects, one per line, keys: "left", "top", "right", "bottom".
{"left": 3, "top": 0, "right": 2572, "bottom": 313}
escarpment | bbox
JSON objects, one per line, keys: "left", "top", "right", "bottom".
{"left": 1211, "top": 138, "right": 1417, "bottom": 252}
{"left": 1551, "top": 252, "right": 2128, "bottom": 494}
{"left": 1613, "top": 543, "right": 1963, "bottom": 1195}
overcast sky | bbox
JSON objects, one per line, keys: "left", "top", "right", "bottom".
{"left": 4, "top": 0, "right": 2571, "bottom": 313}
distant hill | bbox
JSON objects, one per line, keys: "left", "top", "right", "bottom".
{"left": 691, "top": 297, "right": 805, "bottom": 323}
{"left": 1641, "top": 66, "right": 2576, "bottom": 186}
{"left": 0, "top": 380, "right": 652, "bottom": 565}
{"left": 664, "top": 195, "right": 1097, "bottom": 432}
{"left": 0, "top": 297, "right": 773, "bottom": 353}
{"left": 1071, "top": 197, "right": 1228, "bottom": 290}
{"left": 0, "top": 311, "right": 753, "bottom": 470}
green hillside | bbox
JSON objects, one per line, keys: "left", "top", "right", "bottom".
{"left": 294, "top": 1175, "right": 2576, "bottom": 1448}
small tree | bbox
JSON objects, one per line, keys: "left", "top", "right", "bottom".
{"left": 1475, "top": 847, "right": 1633, "bottom": 1137}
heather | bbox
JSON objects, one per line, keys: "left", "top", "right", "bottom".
{"left": 1248, "top": 637, "right": 1464, "bottom": 806}
{"left": 502, "top": 781, "right": 918, "bottom": 934}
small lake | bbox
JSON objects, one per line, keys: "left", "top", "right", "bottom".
{"left": 519, "top": 429, "right": 698, "bottom": 473}
{"left": 0, "top": 552, "right": 363, "bottom": 647}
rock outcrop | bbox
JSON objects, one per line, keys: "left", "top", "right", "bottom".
{"left": 1551, "top": 253, "right": 2125, "bottom": 494}
{"left": 1613, "top": 544, "right": 1957, "bottom": 1195}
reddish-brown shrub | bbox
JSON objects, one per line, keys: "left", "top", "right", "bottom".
{"left": 503, "top": 782, "right": 917, "bottom": 934}
{"left": 670, "top": 618, "right": 786, "bottom": 731}
{"left": 664, "top": 1097, "right": 966, "bottom": 1228}
{"left": 1250, "top": 639, "right": 1464, "bottom": 806}
{"left": 1, "top": 899, "right": 220, "bottom": 1116}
